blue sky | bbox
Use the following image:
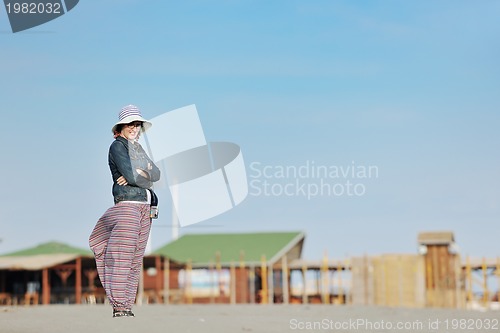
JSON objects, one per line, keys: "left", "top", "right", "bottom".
{"left": 0, "top": 1, "right": 499, "bottom": 260}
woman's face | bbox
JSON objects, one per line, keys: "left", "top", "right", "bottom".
{"left": 120, "top": 121, "right": 143, "bottom": 141}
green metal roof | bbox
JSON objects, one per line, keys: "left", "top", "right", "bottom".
{"left": 153, "top": 231, "right": 304, "bottom": 265}
{"left": 1, "top": 241, "right": 92, "bottom": 257}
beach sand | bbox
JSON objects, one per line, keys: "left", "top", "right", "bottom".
{"left": 1, "top": 304, "right": 499, "bottom": 333}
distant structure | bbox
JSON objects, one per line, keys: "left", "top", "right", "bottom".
{"left": 351, "top": 253, "right": 426, "bottom": 308}
{"left": 417, "top": 231, "right": 465, "bottom": 308}
{"left": 0, "top": 242, "right": 92, "bottom": 305}
{"left": 0, "top": 231, "right": 497, "bottom": 308}
{"left": 152, "top": 231, "right": 305, "bottom": 304}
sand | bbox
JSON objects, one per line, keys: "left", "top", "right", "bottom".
{"left": 1, "top": 304, "right": 499, "bottom": 333}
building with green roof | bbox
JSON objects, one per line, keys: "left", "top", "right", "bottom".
{"left": 0, "top": 241, "right": 94, "bottom": 305}
{"left": 151, "top": 231, "right": 305, "bottom": 304}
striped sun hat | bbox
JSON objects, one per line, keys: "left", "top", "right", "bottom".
{"left": 111, "top": 104, "right": 152, "bottom": 133}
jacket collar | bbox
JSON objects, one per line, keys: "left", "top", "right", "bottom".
{"left": 116, "top": 136, "right": 138, "bottom": 146}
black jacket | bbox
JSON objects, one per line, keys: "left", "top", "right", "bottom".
{"left": 108, "top": 136, "right": 161, "bottom": 204}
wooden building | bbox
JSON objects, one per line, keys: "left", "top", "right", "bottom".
{"left": 152, "top": 231, "right": 305, "bottom": 304}
{"left": 417, "top": 231, "right": 466, "bottom": 308}
{"left": 350, "top": 232, "right": 466, "bottom": 309}
{"left": 0, "top": 242, "right": 94, "bottom": 305}
{"left": 351, "top": 254, "right": 425, "bottom": 308}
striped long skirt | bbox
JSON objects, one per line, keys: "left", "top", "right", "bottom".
{"left": 89, "top": 202, "right": 151, "bottom": 310}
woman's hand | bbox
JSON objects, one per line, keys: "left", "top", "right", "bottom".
{"left": 117, "top": 176, "right": 128, "bottom": 186}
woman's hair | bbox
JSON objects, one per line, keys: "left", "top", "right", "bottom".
{"left": 113, "top": 124, "right": 123, "bottom": 138}
{"left": 114, "top": 124, "right": 124, "bottom": 137}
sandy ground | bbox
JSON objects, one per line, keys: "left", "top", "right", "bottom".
{"left": 1, "top": 304, "right": 499, "bottom": 333}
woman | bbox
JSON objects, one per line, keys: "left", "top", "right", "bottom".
{"left": 89, "top": 105, "right": 160, "bottom": 318}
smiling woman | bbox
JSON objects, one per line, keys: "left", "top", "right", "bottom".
{"left": 88, "top": 105, "right": 160, "bottom": 318}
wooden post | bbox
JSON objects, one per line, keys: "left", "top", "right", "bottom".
{"left": 230, "top": 261, "right": 236, "bottom": 304}
{"left": 249, "top": 265, "right": 255, "bottom": 304}
{"left": 215, "top": 252, "right": 222, "bottom": 303}
{"left": 209, "top": 261, "right": 215, "bottom": 304}
{"left": 261, "top": 255, "right": 267, "bottom": 304}
{"left": 268, "top": 264, "right": 274, "bottom": 304}
{"left": 383, "top": 257, "right": 389, "bottom": 306}
{"left": 155, "top": 255, "right": 162, "bottom": 303}
{"left": 363, "top": 255, "right": 369, "bottom": 305}
{"left": 466, "top": 256, "right": 472, "bottom": 304}
{"left": 282, "top": 256, "right": 289, "bottom": 304}
{"left": 455, "top": 254, "right": 463, "bottom": 309}
{"left": 163, "top": 257, "right": 170, "bottom": 304}
{"left": 426, "top": 252, "right": 434, "bottom": 306}
{"left": 338, "top": 260, "right": 344, "bottom": 304}
{"left": 315, "top": 270, "right": 321, "bottom": 301}
{"left": 321, "top": 251, "right": 329, "bottom": 304}
{"left": 239, "top": 251, "right": 247, "bottom": 303}
{"left": 431, "top": 247, "right": 440, "bottom": 306}
{"left": 75, "top": 258, "right": 82, "bottom": 304}
{"left": 42, "top": 268, "right": 50, "bottom": 305}
{"left": 186, "top": 259, "right": 192, "bottom": 304}
{"left": 345, "top": 259, "right": 350, "bottom": 304}
{"left": 302, "top": 265, "right": 307, "bottom": 304}
{"left": 331, "top": 265, "right": 336, "bottom": 304}
{"left": 482, "top": 257, "right": 489, "bottom": 305}
{"left": 398, "top": 256, "right": 403, "bottom": 307}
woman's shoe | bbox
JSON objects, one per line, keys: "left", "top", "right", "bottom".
{"left": 125, "top": 310, "right": 135, "bottom": 317}
{"left": 113, "top": 309, "right": 134, "bottom": 318}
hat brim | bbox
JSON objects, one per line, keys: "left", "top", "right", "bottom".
{"left": 112, "top": 115, "right": 152, "bottom": 133}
